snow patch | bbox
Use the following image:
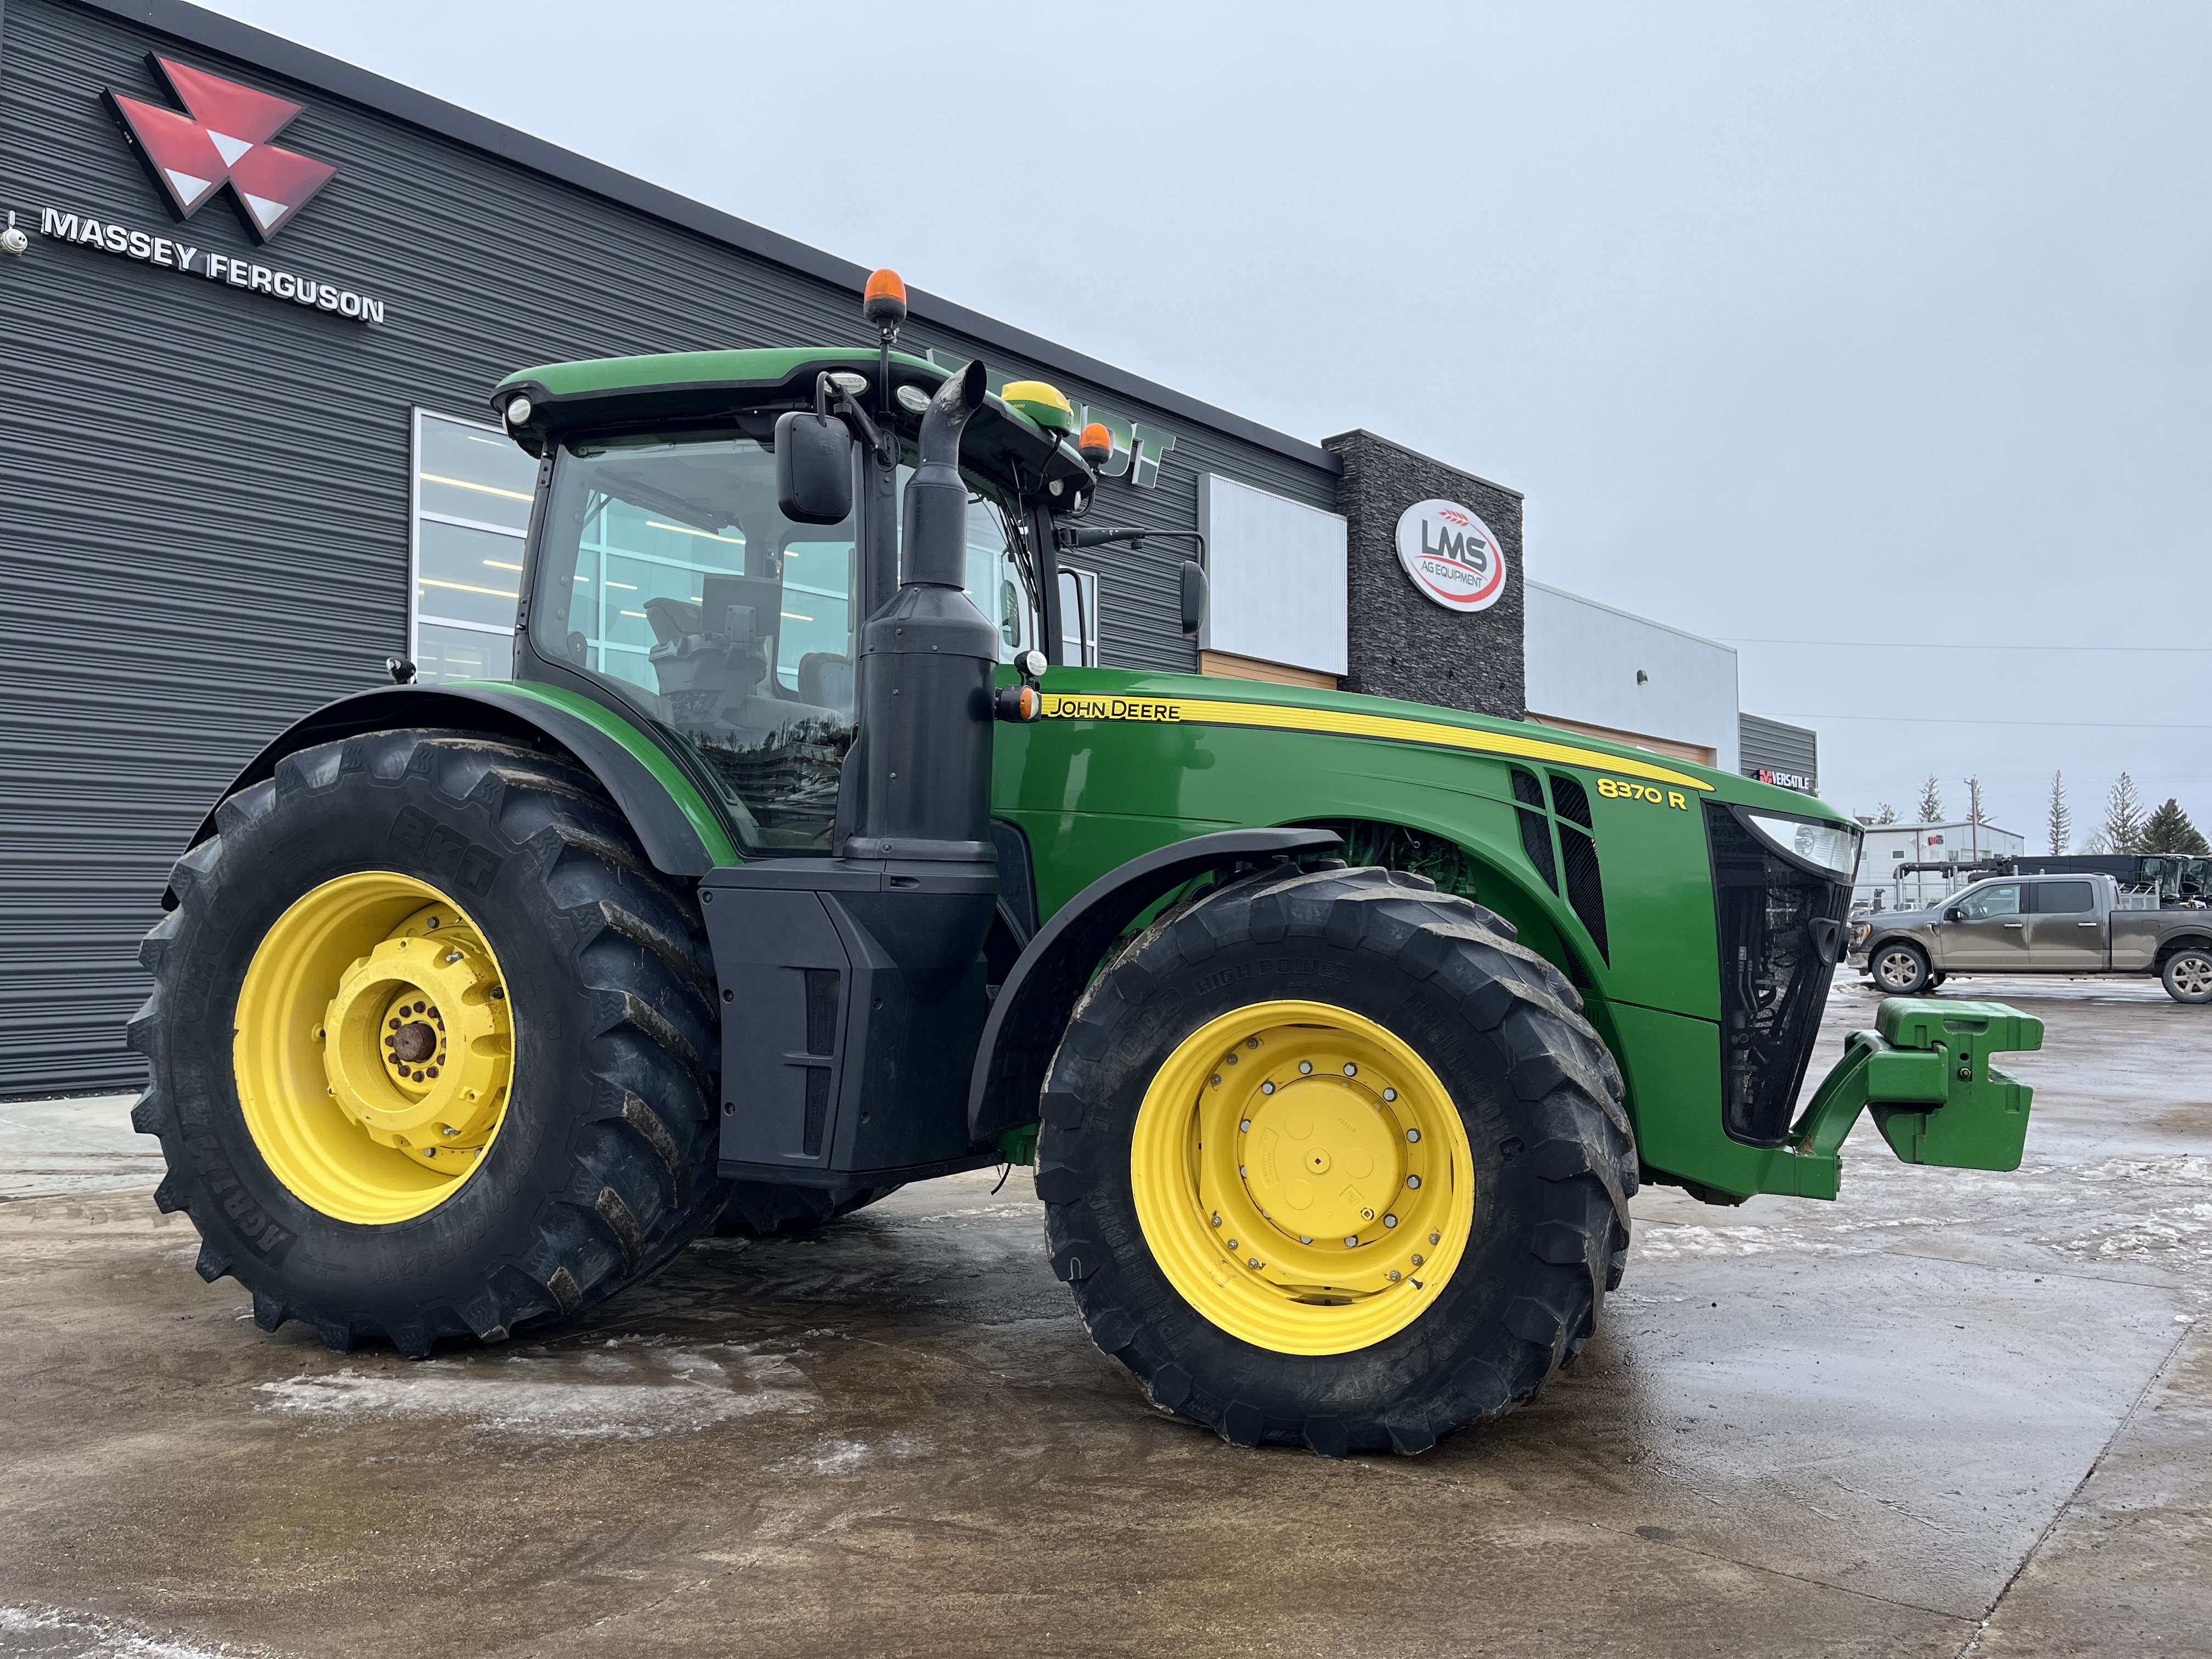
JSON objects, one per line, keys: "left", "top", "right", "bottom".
{"left": 256, "top": 1342, "right": 815, "bottom": 1438}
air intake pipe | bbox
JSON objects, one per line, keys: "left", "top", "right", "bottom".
{"left": 846, "top": 358, "right": 998, "bottom": 866}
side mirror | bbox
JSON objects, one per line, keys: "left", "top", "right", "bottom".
{"left": 774, "top": 409, "right": 853, "bottom": 526}
{"left": 1179, "top": 558, "right": 1207, "bottom": 639}
{"left": 1944, "top": 907, "right": 1963, "bottom": 922}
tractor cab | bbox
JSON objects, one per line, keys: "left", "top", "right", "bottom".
{"left": 495, "top": 342, "right": 1093, "bottom": 854}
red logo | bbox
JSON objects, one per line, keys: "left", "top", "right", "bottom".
{"left": 105, "top": 57, "right": 336, "bottom": 242}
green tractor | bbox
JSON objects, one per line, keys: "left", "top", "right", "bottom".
{"left": 130, "top": 270, "right": 2044, "bottom": 1454}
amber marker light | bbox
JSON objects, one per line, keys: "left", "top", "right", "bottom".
{"left": 1077, "top": 422, "right": 1114, "bottom": 467}
{"left": 863, "top": 267, "right": 908, "bottom": 330}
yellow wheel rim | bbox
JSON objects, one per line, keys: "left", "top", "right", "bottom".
{"left": 233, "top": 871, "right": 515, "bottom": 1224}
{"left": 1130, "top": 1000, "right": 1476, "bottom": 1356}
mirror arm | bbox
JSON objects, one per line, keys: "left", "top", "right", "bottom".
{"left": 1057, "top": 526, "right": 1206, "bottom": 562}
{"left": 816, "top": 372, "right": 895, "bottom": 466}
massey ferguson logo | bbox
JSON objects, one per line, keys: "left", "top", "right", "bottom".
{"left": 105, "top": 57, "right": 336, "bottom": 241}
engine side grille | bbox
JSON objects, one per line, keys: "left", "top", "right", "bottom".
{"left": 1510, "top": 768, "right": 1558, "bottom": 891}
{"left": 1705, "top": 803, "right": 1852, "bottom": 1146}
{"left": 1548, "top": 774, "right": 1609, "bottom": 962}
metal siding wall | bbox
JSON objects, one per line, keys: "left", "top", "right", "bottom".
{"left": 1738, "top": 713, "right": 1819, "bottom": 784}
{"left": 0, "top": 0, "right": 1335, "bottom": 1095}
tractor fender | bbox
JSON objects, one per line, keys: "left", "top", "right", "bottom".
{"left": 967, "top": 827, "right": 1343, "bottom": 1143}
{"left": 167, "top": 682, "right": 736, "bottom": 907}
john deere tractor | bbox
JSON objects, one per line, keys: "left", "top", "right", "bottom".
{"left": 130, "top": 270, "right": 2043, "bottom": 1454}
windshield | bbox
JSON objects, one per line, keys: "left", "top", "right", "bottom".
{"left": 528, "top": 430, "right": 1039, "bottom": 854}
{"left": 531, "top": 431, "right": 859, "bottom": 851}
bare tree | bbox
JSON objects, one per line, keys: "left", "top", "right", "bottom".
{"left": 1917, "top": 775, "right": 1943, "bottom": 823}
{"left": 2046, "top": 771, "right": 2071, "bottom": 855}
{"left": 2103, "top": 772, "right": 2146, "bottom": 854}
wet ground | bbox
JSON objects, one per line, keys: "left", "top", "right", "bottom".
{"left": 1, "top": 977, "right": 2205, "bottom": 1658}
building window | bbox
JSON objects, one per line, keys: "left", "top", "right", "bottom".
{"left": 1059, "top": 567, "right": 1100, "bottom": 666}
{"left": 411, "top": 409, "right": 537, "bottom": 683}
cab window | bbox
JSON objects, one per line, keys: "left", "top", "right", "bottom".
{"left": 1956, "top": 884, "right": 2021, "bottom": 920}
{"left": 2029, "top": 881, "right": 2095, "bottom": 915}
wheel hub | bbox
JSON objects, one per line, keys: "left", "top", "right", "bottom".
{"left": 234, "top": 876, "right": 515, "bottom": 1223}
{"left": 1130, "top": 1001, "right": 1475, "bottom": 1356}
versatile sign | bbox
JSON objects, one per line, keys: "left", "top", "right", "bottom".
{"left": 106, "top": 57, "right": 336, "bottom": 242}
{"left": 1394, "top": 499, "right": 1507, "bottom": 612}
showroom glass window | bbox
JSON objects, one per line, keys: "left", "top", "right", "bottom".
{"left": 411, "top": 411, "right": 538, "bottom": 681}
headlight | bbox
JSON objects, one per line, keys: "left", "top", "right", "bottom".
{"left": 1743, "top": 811, "right": 1860, "bottom": 876}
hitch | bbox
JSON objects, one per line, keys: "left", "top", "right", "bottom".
{"left": 1768, "top": 997, "right": 2044, "bottom": 1199}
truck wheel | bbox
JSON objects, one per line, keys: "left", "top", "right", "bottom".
{"left": 1871, "top": 942, "right": 1932, "bottom": 994}
{"left": 128, "top": 729, "right": 730, "bottom": 1355}
{"left": 2162, "top": 949, "right": 2212, "bottom": 1004}
{"left": 1035, "top": 864, "right": 1635, "bottom": 1454}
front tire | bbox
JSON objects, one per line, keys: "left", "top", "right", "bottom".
{"left": 1036, "top": 864, "right": 1635, "bottom": 1454}
{"left": 128, "top": 729, "right": 730, "bottom": 1355}
{"left": 1871, "top": 941, "right": 1932, "bottom": 994}
{"left": 2163, "top": 949, "right": 2212, "bottom": 1005}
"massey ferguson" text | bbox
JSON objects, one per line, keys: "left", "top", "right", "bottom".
{"left": 38, "top": 206, "right": 387, "bottom": 323}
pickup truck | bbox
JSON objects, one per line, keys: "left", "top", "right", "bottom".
{"left": 1850, "top": 872, "right": 2212, "bottom": 1004}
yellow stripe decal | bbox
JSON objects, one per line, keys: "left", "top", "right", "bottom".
{"left": 1038, "top": 693, "right": 1716, "bottom": 793}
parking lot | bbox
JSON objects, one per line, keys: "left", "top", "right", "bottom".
{"left": 2, "top": 976, "right": 2205, "bottom": 1659}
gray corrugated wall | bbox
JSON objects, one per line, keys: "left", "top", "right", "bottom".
{"left": 1739, "top": 714, "right": 1819, "bottom": 785}
{"left": 0, "top": 0, "right": 1337, "bottom": 1096}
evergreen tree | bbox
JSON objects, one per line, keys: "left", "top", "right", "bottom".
{"left": 1917, "top": 775, "right": 1943, "bottom": 823}
{"left": 2103, "top": 773, "right": 2146, "bottom": 853}
{"left": 2046, "top": 771, "right": 2070, "bottom": 855}
{"left": 2139, "top": 798, "right": 2209, "bottom": 855}
{"left": 1875, "top": 802, "right": 1899, "bottom": 825}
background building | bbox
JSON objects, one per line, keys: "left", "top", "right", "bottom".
{"left": 1853, "top": 820, "right": 2027, "bottom": 912}
{"left": 0, "top": 0, "right": 1824, "bottom": 1096}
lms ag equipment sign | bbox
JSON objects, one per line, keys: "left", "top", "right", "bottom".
{"left": 1395, "top": 498, "right": 1506, "bottom": 612}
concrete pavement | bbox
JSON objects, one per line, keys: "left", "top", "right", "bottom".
{"left": 0, "top": 977, "right": 2204, "bottom": 1657}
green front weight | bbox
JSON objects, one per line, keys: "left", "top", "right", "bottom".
{"left": 1768, "top": 998, "right": 2044, "bottom": 1198}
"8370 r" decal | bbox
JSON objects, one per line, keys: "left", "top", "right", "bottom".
{"left": 1598, "top": 776, "right": 1689, "bottom": 810}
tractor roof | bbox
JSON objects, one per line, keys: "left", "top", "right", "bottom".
{"left": 490, "top": 347, "right": 1092, "bottom": 496}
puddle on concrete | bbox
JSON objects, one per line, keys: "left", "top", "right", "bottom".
{"left": 255, "top": 1341, "right": 816, "bottom": 1438}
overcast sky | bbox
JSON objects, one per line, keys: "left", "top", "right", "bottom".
{"left": 207, "top": 0, "right": 2212, "bottom": 843}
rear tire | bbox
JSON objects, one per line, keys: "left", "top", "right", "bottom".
{"left": 1036, "top": 864, "right": 1635, "bottom": 1454}
{"left": 2162, "top": 949, "right": 2212, "bottom": 1005}
{"left": 129, "top": 729, "right": 731, "bottom": 1355}
{"left": 1871, "top": 941, "right": 1932, "bottom": 995}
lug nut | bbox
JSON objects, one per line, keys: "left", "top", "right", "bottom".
{"left": 1211, "top": 1212, "right": 1223, "bottom": 1228}
{"left": 1407, "top": 1175, "right": 1422, "bottom": 1189}
{"left": 1299, "top": 1235, "right": 1313, "bottom": 1244}
{"left": 1387, "top": 1270, "right": 1402, "bottom": 1282}
{"left": 1344, "top": 1235, "right": 1359, "bottom": 1247}
{"left": 1261, "top": 1081, "right": 1276, "bottom": 1094}
{"left": 1226, "top": 1053, "right": 1239, "bottom": 1066}
{"left": 1430, "top": 1231, "right": 1441, "bottom": 1245}
{"left": 1411, "top": 1252, "right": 1425, "bottom": 1266}
{"left": 1344, "top": 1063, "right": 1357, "bottom": 1076}
{"left": 1383, "top": 1088, "right": 1398, "bottom": 1102}
{"left": 1384, "top": 1214, "right": 1398, "bottom": 1228}
{"left": 1240, "top": 1119, "right": 1251, "bottom": 1132}
{"left": 1226, "top": 1239, "right": 1238, "bottom": 1250}
{"left": 1245, "top": 1038, "right": 1260, "bottom": 1049}
{"left": 1406, "top": 1128, "right": 1421, "bottom": 1143}
{"left": 1248, "top": 1257, "right": 1261, "bottom": 1268}
{"left": 1210, "top": 1074, "right": 1222, "bottom": 1087}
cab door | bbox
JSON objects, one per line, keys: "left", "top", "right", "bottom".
{"left": 2021, "top": 879, "right": 2106, "bottom": 969}
{"left": 1941, "top": 882, "right": 2030, "bottom": 968}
